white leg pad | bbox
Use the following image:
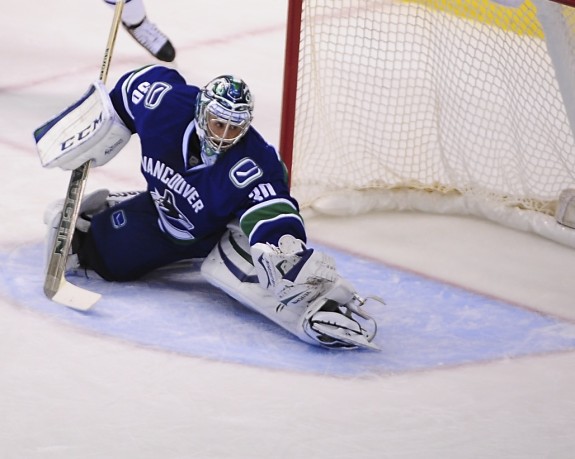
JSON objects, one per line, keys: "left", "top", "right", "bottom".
{"left": 200, "top": 228, "right": 316, "bottom": 345}
{"left": 201, "top": 224, "right": 381, "bottom": 349}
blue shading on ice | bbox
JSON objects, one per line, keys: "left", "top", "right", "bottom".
{"left": 2, "top": 242, "right": 575, "bottom": 377}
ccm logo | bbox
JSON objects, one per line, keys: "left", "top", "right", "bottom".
{"left": 60, "top": 111, "right": 104, "bottom": 152}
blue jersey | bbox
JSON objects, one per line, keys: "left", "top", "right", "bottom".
{"left": 87, "top": 65, "right": 306, "bottom": 280}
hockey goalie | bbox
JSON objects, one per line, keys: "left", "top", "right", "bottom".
{"left": 35, "top": 65, "right": 381, "bottom": 350}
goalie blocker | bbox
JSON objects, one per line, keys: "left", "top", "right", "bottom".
{"left": 33, "top": 80, "right": 130, "bottom": 170}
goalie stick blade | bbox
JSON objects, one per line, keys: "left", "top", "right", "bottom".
{"left": 313, "top": 322, "right": 381, "bottom": 351}
{"left": 44, "top": 277, "right": 101, "bottom": 311}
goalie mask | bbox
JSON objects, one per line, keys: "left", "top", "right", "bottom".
{"left": 195, "top": 75, "right": 254, "bottom": 163}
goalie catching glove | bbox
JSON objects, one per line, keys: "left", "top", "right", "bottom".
{"left": 251, "top": 236, "right": 381, "bottom": 350}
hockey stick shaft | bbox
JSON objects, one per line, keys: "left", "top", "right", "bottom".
{"left": 99, "top": 0, "right": 124, "bottom": 84}
{"left": 43, "top": 0, "right": 125, "bottom": 310}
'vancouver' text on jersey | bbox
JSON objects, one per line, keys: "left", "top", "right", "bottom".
{"left": 109, "top": 65, "right": 305, "bottom": 248}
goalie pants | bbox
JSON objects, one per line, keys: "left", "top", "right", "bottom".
{"left": 78, "top": 192, "right": 224, "bottom": 281}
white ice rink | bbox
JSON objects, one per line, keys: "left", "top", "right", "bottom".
{"left": 1, "top": 1, "right": 575, "bottom": 457}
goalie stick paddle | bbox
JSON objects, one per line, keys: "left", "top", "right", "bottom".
{"left": 43, "top": 0, "right": 125, "bottom": 311}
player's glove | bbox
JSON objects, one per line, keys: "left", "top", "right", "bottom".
{"left": 251, "top": 235, "right": 344, "bottom": 309}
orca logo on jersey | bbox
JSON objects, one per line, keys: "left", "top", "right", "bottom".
{"left": 150, "top": 188, "right": 196, "bottom": 241}
{"left": 229, "top": 158, "right": 263, "bottom": 188}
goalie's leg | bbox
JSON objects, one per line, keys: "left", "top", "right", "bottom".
{"left": 200, "top": 223, "right": 380, "bottom": 350}
{"left": 44, "top": 189, "right": 220, "bottom": 282}
{"left": 201, "top": 226, "right": 304, "bottom": 334}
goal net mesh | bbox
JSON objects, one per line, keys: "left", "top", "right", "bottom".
{"left": 285, "top": 0, "right": 575, "bottom": 243}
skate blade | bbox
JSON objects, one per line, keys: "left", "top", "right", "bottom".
{"left": 313, "top": 323, "right": 380, "bottom": 351}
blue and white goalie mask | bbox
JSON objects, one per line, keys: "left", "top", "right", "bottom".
{"left": 195, "top": 75, "right": 254, "bottom": 163}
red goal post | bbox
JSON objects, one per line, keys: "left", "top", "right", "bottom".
{"left": 279, "top": 0, "right": 575, "bottom": 247}
{"left": 551, "top": 0, "right": 575, "bottom": 7}
{"left": 279, "top": 0, "right": 303, "bottom": 179}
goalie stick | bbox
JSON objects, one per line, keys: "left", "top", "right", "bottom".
{"left": 43, "top": 0, "right": 124, "bottom": 311}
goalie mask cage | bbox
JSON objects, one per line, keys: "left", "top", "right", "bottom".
{"left": 279, "top": 0, "right": 575, "bottom": 248}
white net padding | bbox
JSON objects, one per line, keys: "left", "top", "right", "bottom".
{"left": 285, "top": 0, "right": 575, "bottom": 247}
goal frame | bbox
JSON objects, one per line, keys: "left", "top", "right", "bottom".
{"left": 279, "top": 0, "right": 575, "bottom": 248}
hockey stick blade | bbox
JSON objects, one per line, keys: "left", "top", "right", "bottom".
{"left": 45, "top": 276, "right": 101, "bottom": 311}
{"left": 43, "top": 166, "right": 101, "bottom": 310}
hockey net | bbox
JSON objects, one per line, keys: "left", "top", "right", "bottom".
{"left": 280, "top": 0, "right": 575, "bottom": 247}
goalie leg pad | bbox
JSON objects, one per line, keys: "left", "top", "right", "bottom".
{"left": 201, "top": 224, "right": 381, "bottom": 350}
{"left": 201, "top": 227, "right": 306, "bottom": 331}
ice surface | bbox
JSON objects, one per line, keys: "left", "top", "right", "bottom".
{"left": 2, "top": 243, "right": 575, "bottom": 378}
{"left": 1, "top": 1, "right": 575, "bottom": 458}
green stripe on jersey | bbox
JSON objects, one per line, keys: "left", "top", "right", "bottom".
{"left": 240, "top": 201, "right": 301, "bottom": 237}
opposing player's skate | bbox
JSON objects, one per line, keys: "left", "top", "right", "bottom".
{"left": 125, "top": 17, "right": 176, "bottom": 62}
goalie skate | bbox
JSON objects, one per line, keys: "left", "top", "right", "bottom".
{"left": 302, "top": 294, "right": 383, "bottom": 351}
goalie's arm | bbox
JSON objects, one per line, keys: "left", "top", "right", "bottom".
{"left": 108, "top": 65, "right": 189, "bottom": 134}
